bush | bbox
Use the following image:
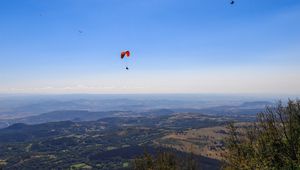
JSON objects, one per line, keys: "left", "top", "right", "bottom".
{"left": 133, "top": 149, "right": 197, "bottom": 170}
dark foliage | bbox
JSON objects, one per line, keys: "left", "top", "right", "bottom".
{"left": 133, "top": 148, "right": 221, "bottom": 170}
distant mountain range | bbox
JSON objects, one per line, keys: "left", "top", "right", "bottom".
{"left": 0, "top": 109, "right": 177, "bottom": 129}
{"left": 0, "top": 100, "right": 272, "bottom": 129}
{"left": 0, "top": 94, "right": 276, "bottom": 119}
{"left": 174, "top": 101, "right": 274, "bottom": 115}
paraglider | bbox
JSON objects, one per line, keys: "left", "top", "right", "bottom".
{"left": 121, "top": 50, "right": 130, "bottom": 59}
{"left": 230, "top": 0, "right": 235, "bottom": 5}
{"left": 121, "top": 50, "right": 131, "bottom": 70}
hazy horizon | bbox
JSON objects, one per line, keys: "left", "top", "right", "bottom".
{"left": 0, "top": 93, "right": 298, "bottom": 101}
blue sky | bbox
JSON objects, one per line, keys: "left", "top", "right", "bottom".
{"left": 0, "top": 0, "right": 300, "bottom": 94}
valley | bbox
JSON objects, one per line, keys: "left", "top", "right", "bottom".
{"left": 0, "top": 109, "right": 256, "bottom": 169}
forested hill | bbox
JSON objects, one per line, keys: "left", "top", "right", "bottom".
{"left": 0, "top": 116, "right": 222, "bottom": 169}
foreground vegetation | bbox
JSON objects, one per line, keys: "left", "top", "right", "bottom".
{"left": 224, "top": 100, "right": 300, "bottom": 169}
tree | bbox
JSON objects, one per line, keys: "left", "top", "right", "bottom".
{"left": 133, "top": 150, "right": 178, "bottom": 170}
{"left": 133, "top": 148, "right": 197, "bottom": 170}
{"left": 223, "top": 99, "right": 300, "bottom": 170}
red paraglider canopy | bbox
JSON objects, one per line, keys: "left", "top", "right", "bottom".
{"left": 121, "top": 51, "right": 130, "bottom": 59}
